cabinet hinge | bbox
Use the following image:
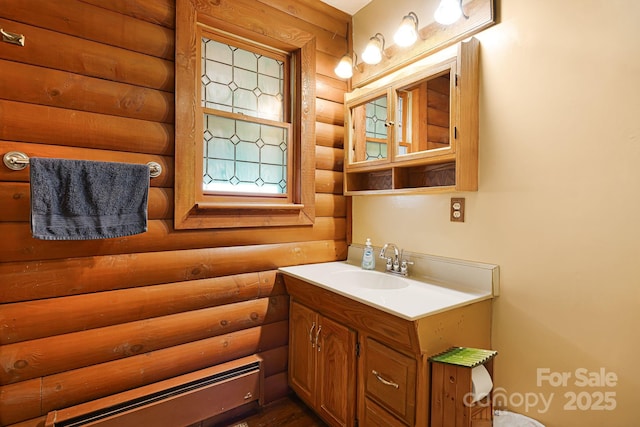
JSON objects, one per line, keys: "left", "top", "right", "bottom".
{"left": 454, "top": 126, "right": 458, "bottom": 139}
{"left": 455, "top": 74, "right": 459, "bottom": 86}
{"left": 355, "top": 342, "right": 360, "bottom": 357}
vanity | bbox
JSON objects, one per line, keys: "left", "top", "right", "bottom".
{"left": 279, "top": 247, "right": 499, "bottom": 427}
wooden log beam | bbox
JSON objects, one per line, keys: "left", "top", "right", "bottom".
{"left": 78, "top": 0, "right": 175, "bottom": 28}
{"left": 316, "top": 51, "right": 343, "bottom": 79}
{"left": 316, "top": 98, "right": 344, "bottom": 126}
{"left": 0, "top": 185, "right": 343, "bottom": 224}
{"left": 316, "top": 145, "right": 344, "bottom": 172}
{"left": 0, "top": 100, "right": 174, "bottom": 156}
{"left": 0, "top": 141, "right": 174, "bottom": 186}
{"left": 0, "top": 321, "right": 289, "bottom": 424}
{"left": 0, "top": 217, "right": 345, "bottom": 262}
{"left": 316, "top": 121, "right": 345, "bottom": 149}
{"left": 192, "top": 0, "right": 345, "bottom": 57}
{"left": 1, "top": 295, "right": 289, "bottom": 384}
{"left": 0, "top": 240, "right": 347, "bottom": 303}
{"left": 0, "top": 60, "right": 174, "bottom": 123}
{"left": 316, "top": 170, "right": 344, "bottom": 194}
{"left": 317, "top": 74, "right": 347, "bottom": 104}
{"left": 0, "top": 18, "right": 174, "bottom": 91}
{"left": 0, "top": 378, "right": 41, "bottom": 426}
{"left": 0, "top": 271, "right": 283, "bottom": 345}
{"left": 0, "top": 0, "right": 174, "bottom": 60}
{"left": 316, "top": 193, "right": 347, "bottom": 218}
{"left": 257, "top": 0, "right": 348, "bottom": 40}
{"left": 4, "top": 349, "right": 289, "bottom": 427}
{"left": 0, "top": 183, "right": 172, "bottom": 222}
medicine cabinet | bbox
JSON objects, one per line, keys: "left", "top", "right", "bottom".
{"left": 344, "top": 38, "right": 479, "bottom": 195}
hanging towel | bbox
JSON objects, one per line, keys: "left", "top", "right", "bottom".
{"left": 30, "top": 158, "right": 149, "bottom": 240}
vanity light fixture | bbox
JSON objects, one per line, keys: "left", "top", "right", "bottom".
{"left": 334, "top": 53, "right": 355, "bottom": 79}
{"left": 393, "top": 12, "right": 422, "bottom": 47}
{"left": 361, "top": 33, "right": 386, "bottom": 65}
{"left": 434, "top": 0, "right": 469, "bottom": 25}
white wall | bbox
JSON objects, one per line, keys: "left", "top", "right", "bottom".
{"left": 351, "top": 1, "right": 640, "bottom": 426}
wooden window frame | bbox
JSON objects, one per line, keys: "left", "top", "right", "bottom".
{"left": 175, "top": 0, "right": 316, "bottom": 229}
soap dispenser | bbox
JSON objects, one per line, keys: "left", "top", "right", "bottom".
{"left": 361, "top": 238, "right": 376, "bottom": 270}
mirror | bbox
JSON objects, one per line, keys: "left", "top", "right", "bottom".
{"left": 395, "top": 67, "right": 452, "bottom": 157}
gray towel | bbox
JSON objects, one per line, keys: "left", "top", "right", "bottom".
{"left": 30, "top": 158, "right": 149, "bottom": 240}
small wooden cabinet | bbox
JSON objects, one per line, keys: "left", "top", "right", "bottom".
{"left": 289, "top": 301, "right": 357, "bottom": 427}
{"left": 284, "top": 275, "right": 492, "bottom": 427}
{"left": 343, "top": 38, "right": 479, "bottom": 195}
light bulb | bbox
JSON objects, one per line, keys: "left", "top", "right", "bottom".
{"left": 361, "top": 35, "right": 384, "bottom": 65}
{"left": 394, "top": 14, "right": 419, "bottom": 47}
{"left": 334, "top": 55, "right": 353, "bottom": 79}
{"left": 434, "top": 0, "right": 462, "bottom": 25}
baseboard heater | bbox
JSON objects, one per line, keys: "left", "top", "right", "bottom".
{"left": 45, "top": 355, "right": 263, "bottom": 427}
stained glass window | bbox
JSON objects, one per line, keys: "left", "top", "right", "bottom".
{"left": 201, "top": 35, "right": 289, "bottom": 194}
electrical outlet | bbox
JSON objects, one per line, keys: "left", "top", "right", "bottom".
{"left": 450, "top": 197, "right": 465, "bottom": 222}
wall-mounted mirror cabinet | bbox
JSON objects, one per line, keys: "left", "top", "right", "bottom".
{"left": 344, "top": 38, "right": 478, "bottom": 195}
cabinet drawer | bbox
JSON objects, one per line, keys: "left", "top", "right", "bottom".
{"left": 364, "top": 398, "right": 407, "bottom": 427}
{"left": 364, "top": 338, "right": 416, "bottom": 425}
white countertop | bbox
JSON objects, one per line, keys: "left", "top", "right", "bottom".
{"left": 279, "top": 260, "right": 494, "bottom": 321}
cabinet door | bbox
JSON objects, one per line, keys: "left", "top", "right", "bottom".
{"left": 289, "top": 301, "right": 317, "bottom": 405}
{"left": 316, "top": 315, "right": 357, "bottom": 427}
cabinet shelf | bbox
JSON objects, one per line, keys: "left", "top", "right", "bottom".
{"left": 345, "top": 161, "right": 458, "bottom": 194}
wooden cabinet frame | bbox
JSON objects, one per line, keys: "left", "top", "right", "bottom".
{"left": 175, "top": 0, "right": 316, "bottom": 229}
{"left": 344, "top": 38, "right": 479, "bottom": 195}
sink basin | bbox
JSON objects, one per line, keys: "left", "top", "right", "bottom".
{"left": 279, "top": 260, "right": 494, "bottom": 320}
{"left": 329, "top": 269, "right": 409, "bottom": 290}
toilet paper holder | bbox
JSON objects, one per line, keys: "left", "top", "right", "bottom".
{"left": 429, "top": 347, "right": 498, "bottom": 427}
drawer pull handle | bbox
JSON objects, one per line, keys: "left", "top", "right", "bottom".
{"left": 315, "top": 326, "right": 322, "bottom": 352}
{"left": 372, "top": 370, "right": 399, "bottom": 389}
{"left": 309, "top": 322, "right": 316, "bottom": 347}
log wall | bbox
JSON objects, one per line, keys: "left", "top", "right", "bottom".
{"left": 0, "top": 0, "right": 350, "bottom": 425}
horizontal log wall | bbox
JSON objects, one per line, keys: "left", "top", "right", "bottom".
{"left": 0, "top": 0, "right": 349, "bottom": 425}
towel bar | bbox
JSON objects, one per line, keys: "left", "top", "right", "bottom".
{"left": 3, "top": 151, "right": 162, "bottom": 178}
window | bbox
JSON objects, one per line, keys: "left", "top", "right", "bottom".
{"left": 201, "top": 33, "right": 290, "bottom": 195}
{"left": 175, "top": 0, "right": 316, "bottom": 229}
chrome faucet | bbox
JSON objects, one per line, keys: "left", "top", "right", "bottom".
{"left": 379, "top": 243, "right": 412, "bottom": 276}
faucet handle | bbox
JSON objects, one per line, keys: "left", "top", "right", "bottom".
{"left": 400, "top": 259, "right": 414, "bottom": 276}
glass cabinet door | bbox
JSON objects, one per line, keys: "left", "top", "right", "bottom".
{"left": 395, "top": 66, "right": 454, "bottom": 159}
{"left": 347, "top": 92, "right": 391, "bottom": 166}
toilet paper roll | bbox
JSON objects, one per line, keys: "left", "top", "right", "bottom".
{"left": 471, "top": 364, "right": 493, "bottom": 402}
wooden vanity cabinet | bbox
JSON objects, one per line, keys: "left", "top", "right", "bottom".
{"left": 289, "top": 301, "right": 357, "bottom": 427}
{"left": 284, "top": 275, "right": 492, "bottom": 427}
